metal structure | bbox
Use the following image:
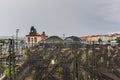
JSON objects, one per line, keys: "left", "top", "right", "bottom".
{"left": 0, "top": 45, "right": 2, "bottom": 66}
{"left": 16, "top": 29, "right": 19, "bottom": 53}
{"left": 8, "top": 39, "right": 16, "bottom": 80}
{"left": 8, "top": 36, "right": 120, "bottom": 80}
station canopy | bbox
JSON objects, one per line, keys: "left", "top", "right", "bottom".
{"left": 44, "top": 36, "right": 63, "bottom": 44}
{"left": 64, "top": 36, "right": 82, "bottom": 44}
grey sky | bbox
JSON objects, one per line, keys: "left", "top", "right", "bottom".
{"left": 0, "top": 0, "right": 120, "bottom": 37}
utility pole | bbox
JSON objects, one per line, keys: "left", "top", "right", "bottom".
{"left": 8, "top": 38, "right": 15, "bottom": 80}
{"left": 16, "top": 29, "right": 19, "bottom": 54}
{"left": 92, "top": 41, "right": 96, "bottom": 80}
{"left": 0, "top": 40, "right": 4, "bottom": 66}
{"left": 0, "top": 45, "right": 2, "bottom": 66}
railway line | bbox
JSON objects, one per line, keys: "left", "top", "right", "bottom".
{"left": 12, "top": 44, "right": 120, "bottom": 80}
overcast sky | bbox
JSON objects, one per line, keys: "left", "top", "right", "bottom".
{"left": 0, "top": 0, "right": 120, "bottom": 37}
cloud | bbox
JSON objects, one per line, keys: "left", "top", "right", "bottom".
{"left": 0, "top": 0, "right": 120, "bottom": 36}
{"left": 91, "top": 0, "right": 120, "bottom": 23}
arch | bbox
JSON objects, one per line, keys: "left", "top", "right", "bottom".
{"left": 44, "top": 36, "right": 63, "bottom": 44}
{"left": 64, "top": 36, "right": 82, "bottom": 45}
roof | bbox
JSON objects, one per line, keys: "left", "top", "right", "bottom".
{"left": 26, "top": 32, "right": 41, "bottom": 36}
{"left": 64, "top": 36, "right": 81, "bottom": 42}
{"left": 44, "top": 36, "right": 63, "bottom": 43}
{"left": 64, "top": 36, "right": 82, "bottom": 44}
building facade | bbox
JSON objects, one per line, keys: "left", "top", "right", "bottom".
{"left": 26, "top": 26, "right": 47, "bottom": 47}
{"left": 80, "top": 33, "right": 120, "bottom": 44}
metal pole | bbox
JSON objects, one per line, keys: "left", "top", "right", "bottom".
{"left": 85, "top": 45, "right": 89, "bottom": 80}
{"left": 12, "top": 38, "right": 15, "bottom": 80}
{"left": 0, "top": 45, "right": 2, "bottom": 66}
{"left": 8, "top": 39, "right": 12, "bottom": 80}
{"left": 92, "top": 41, "right": 96, "bottom": 80}
{"left": 16, "top": 29, "right": 19, "bottom": 54}
{"left": 8, "top": 38, "right": 15, "bottom": 80}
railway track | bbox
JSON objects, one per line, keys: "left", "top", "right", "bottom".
{"left": 14, "top": 44, "right": 120, "bottom": 80}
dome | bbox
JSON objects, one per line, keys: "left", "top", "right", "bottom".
{"left": 30, "top": 26, "right": 37, "bottom": 33}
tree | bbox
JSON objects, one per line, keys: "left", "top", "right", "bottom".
{"left": 115, "top": 37, "right": 120, "bottom": 44}
{"left": 98, "top": 38, "right": 102, "bottom": 44}
{"left": 0, "top": 39, "right": 4, "bottom": 45}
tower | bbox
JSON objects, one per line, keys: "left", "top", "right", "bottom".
{"left": 26, "top": 26, "right": 48, "bottom": 47}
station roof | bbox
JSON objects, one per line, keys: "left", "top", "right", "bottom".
{"left": 44, "top": 36, "right": 63, "bottom": 44}
{"left": 64, "top": 36, "right": 82, "bottom": 42}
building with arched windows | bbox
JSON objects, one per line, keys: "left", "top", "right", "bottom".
{"left": 26, "top": 26, "right": 48, "bottom": 47}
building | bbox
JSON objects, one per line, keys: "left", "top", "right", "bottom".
{"left": 80, "top": 33, "right": 120, "bottom": 45}
{"left": 26, "top": 26, "right": 48, "bottom": 47}
{"left": 44, "top": 36, "right": 63, "bottom": 44}
{"left": 64, "top": 36, "right": 82, "bottom": 47}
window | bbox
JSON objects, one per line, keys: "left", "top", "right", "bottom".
{"left": 34, "top": 37, "right": 37, "bottom": 42}
{"left": 28, "top": 37, "right": 30, "bottom": 43}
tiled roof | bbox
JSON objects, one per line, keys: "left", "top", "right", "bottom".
{"left": 26, "top": 32, "right": 41, "bottom": 36}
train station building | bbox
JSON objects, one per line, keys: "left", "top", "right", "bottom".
{"left": 26, "top": 26, "right": 48, "bottom": 47}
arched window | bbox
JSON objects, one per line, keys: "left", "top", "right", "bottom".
{"left": 34, "top": 37, "right": 37, "bottom": 42}
{"left": 28, "top": 37, "right": 30, "bottom": 43}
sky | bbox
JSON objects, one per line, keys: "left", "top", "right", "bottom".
{"left": 0, "top": 0, "right": 120, "bottom": 37}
